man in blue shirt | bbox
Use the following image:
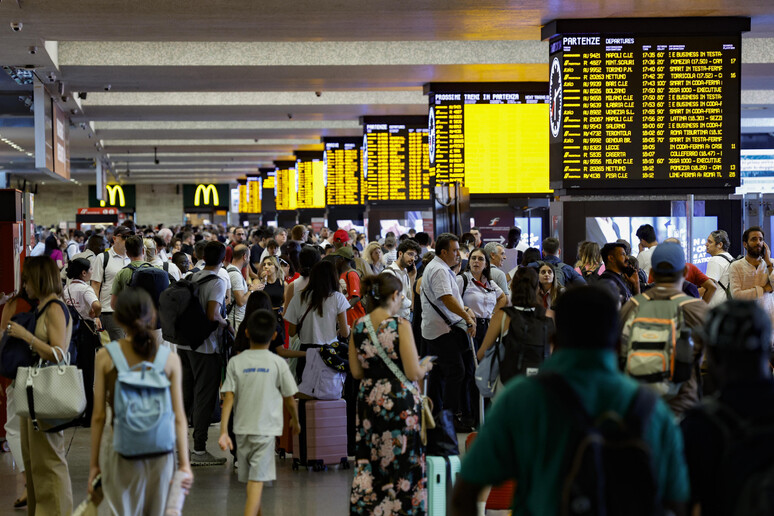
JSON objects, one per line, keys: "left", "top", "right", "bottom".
{"left": 531, "top": 237, "right": 586, "bottom": 287}
{"left": 453, "top": 286, "right": 689, "bottom": 516}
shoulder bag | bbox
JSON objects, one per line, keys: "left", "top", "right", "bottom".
{"left": 288, "top": 302, "right": 314, "bottom": 378}
{"left": 474, "top": 309, "right": 508, "bottom": 398}
{"left": 0, "top": 299, "right": 58, "bottom": 379}
{"left": 363, "top": 315, "right": 436, "bottom": 445}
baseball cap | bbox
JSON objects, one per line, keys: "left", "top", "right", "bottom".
{"left": 332, "top": 246, "right": 354, "bottom": 260}
{"left": 113, "top": 225, "right": 133, "bottom": 238}
{"left": 650, "top": 242, "right": 685, "bottom": 275}
{"left": 333, "top": 229, "right": 350, "bottom": 243}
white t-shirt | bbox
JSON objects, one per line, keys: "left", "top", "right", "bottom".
{"left": 706, "top": 252, "right": 734, "bottom": 308}
{"left": 421, "top": 256, "right": 464, "bottom": 341}
{"left": 188, "top": 260, "right": 231, "bottom": 290}
{"left": 66, "top": 240, "right": 80, "bottom": 260}
{"left": 30, "top": 241, "right": 45, "bottom": 256}
{"left": 285, "top": 291, "right": 349, "bottom": 345}
{"left": 456, "top": 272, "right": 503, "bottom": 319}
{"left": 637, "top": 246, "right": 655, "bottom": 278}
{"left": 259, "top": 248, "right": 281, "bottom": 263}
{"left": 226, "top": 264, "right": 248, "bottom": 328}
{"left": 221, "top": 349, "right": 298, "bottom": 436}
{"left": 63, "top": 280, "right": 99, "bottom": 321}
{"left": 384, "top": 262, "right": 412, "bottom": 319}
{"left": 177, "top": 269, "right": 228, "bottom": 355}
{"left": 150, "top": 256, "right": 181, "bottom": 281}
{"left": 91, "top": 249, "right": 130, "bottom": 313}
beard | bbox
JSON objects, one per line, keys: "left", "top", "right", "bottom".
{"left": 747, "top": 245, "right": 763, "bottom": 259}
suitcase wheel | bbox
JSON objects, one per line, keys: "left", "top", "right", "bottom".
{"left": 1, "top": 440, "right": 8, "bottom": 453}
{"left": 340, "top": 457, "right": 350, "bottom": 470}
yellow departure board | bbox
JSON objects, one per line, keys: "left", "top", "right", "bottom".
{"left": 362, "top": 116, "right": 431, "bottom": 201}
{"left": 238, "top": 183, "right": 249, "bottom": 213}
{"left": 296, "top": 153, "right": 326, "bottom": 209}
{"left": 274, "top": 166, "right": 297, "bottom": 211}
{"left": 428, "top": 86, "right": 551, "bottom": 194}
{"left": 263, "top": 175, "right": 275, "bottom": 190}
{"left": 324, "top": 137, "right": 363, "bottom": 205}
{"left": 544, "top": 18, "right": 747, "bottom": 190}
{"left": 247, "top": 177, "right": 261, "bottom": 213}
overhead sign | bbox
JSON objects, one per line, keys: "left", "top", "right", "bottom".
{"left": 182, "top": 184, "right": 230, "bottom": 210}
{"left": 88, "top": 184, "right": 136, "bottom": 210}
{"left": 295, "top": 151, "right": 325, "bottom": 209}
{"left": 274, "top": 161, "right": 297, "bottom": 211}
{"left": 324, "top": 137, "right": 364, "bottom": 206}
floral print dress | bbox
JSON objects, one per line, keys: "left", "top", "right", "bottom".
{"left": 350, "top": 315, "right": 427, "bottom": 515}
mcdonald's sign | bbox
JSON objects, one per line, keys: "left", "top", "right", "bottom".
{"left": 88, "top": 184, "right": 136, "bottom": 210}
{"left": 183, "top": 184, "right": 229, "bottom": 210}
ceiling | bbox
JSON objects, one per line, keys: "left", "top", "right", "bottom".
{"left": 2, "top": 1, "right": 774, "bottom": 184}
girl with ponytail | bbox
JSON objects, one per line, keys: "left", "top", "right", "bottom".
{"left": 90, "top": 287, "right": 193, "bottom": 512}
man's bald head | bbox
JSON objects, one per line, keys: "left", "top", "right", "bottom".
{"left": 233, "top": 244, "right": 249, "bottom": 263}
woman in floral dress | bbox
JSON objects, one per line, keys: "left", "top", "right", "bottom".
{"left": 349, "top": 273, "right": 434, "bottom": 515}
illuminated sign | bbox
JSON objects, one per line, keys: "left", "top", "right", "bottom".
{"left": 195, "top": 184, "right": 219, "bottom": 206}
{"left": 88, "top": 184, "right": 136, "bottom": 210}
{"left": 425, "top": 83, "right": 551, "bottom": 195}
{"left": 323, "top": 137, "right": 363, "bottom": 206}
{"left": 296, "top": 151, "right": 326, "bottom": 209}
{"left": 182, "top": 184, "right": 229, "bottom": 210}
{"left": 100, "top": 185, "right": 126, "bottom": 207}
{"left": 274, "top": 161, "right": 297, "bottom": 211}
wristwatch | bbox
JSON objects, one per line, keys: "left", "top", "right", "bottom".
{"left": 466, "top": 321, "right": 474, "bottom": 328}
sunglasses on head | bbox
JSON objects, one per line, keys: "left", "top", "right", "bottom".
{"left": 279, "top": 258, "right": 289, "bottom": 267}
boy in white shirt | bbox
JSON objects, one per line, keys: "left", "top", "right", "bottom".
{"left": 219, "top": 309, "right": 300, "bottom": 516}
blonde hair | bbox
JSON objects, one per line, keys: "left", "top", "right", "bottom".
{"left": 363, "top": 242, "right": 383, "bottom": 266}
{"left": 23, "top": 256, "right": 63, "bottom": 299}
{"left": 143, "top": 238, "right": 157, "bottom": 262}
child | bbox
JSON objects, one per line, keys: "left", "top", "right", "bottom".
{"left": 219, "top": 309, "right": 300, "bottom": 516}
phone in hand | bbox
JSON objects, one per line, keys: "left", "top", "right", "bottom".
{"left": 420, "top": 356, "right": 437, "bottom": 366}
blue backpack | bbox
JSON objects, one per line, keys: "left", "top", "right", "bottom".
{"left": 105, "top": 341, "right": 175, "bottom": 458}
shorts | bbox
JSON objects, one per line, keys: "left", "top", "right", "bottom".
{"left": 236, "top": 434, "right": 276, "bottom": 483}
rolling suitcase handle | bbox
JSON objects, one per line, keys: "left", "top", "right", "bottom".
{"left": 467, "top": 334, "right": 485, "bottom": 427}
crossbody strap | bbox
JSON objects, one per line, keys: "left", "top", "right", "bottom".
{"left": 363, "top": 315, "right": 419, "bottom": 398}
{"left": 422, "top": 289, "right": 456, "bottom": 327}
{"left": 296, "top": 303, "right": 315, "bottom": 334}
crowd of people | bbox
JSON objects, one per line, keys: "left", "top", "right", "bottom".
{"left": 1, "top": 219, "right": 773, "bottom": 515}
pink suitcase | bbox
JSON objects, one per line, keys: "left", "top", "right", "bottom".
{"left": 292, "top": 399, "right": 350, "bottom": 472}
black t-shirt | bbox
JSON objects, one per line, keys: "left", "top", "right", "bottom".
{"left": 181, "top": 243, "right": 194, "bottom": 257}
{"left": 681, "top": 380, "right": 774, "bottom": 515}
{"left": 599, "top": 269, "right": 633, "bottom": 305}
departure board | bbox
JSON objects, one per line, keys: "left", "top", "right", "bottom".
{"left": 274, "top": 161, "right": 297, "bottom": 211}
{"left": 295, "top": 151, "right": 325, "bottom": 209}
{"left": 361, "top": 116, "right": 431, "bottom": 202}
{"left": 261, "top": 168, "right": 276, "bottom": 213}
{"left": 247, "top": 176, "right": 261, "bottom": 213}
{"left": 544, "top": 18, "right": 748, "bottom": 190}
{"left": 324, "top": 137, "right": 363, "bottom": 206}
{"left": 238, "top": 182, "right": 249, "bottom": 213}
{"left": 426, "top": 83, "right": 552, "bottom": 195}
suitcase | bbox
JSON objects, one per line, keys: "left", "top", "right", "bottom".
{"left": 292, "top": 399, "right": 350, "bottom": 472}
{"left": 276, "top": 403, "right": 294, "bottom": 459}
{"left": 465, "top": 432, "right": 517, "bottom": 510}
{"left": 427, "top": 455, "right": 461, "bottom": 516}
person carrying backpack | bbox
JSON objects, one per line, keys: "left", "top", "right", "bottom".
{"left": 89, "top": 288, "right": 193, "bottom": 514}
{"left": 620, "top": 242, "right": 709, "bottom": 418}
{"left": 528, "top": 237, "right": 586, "bottom": 287}
{"left": 681, "top": 300, "right": 774, "bottom": 516}
{"left": 452, "top": 287, "right": 689, "bottom": 516}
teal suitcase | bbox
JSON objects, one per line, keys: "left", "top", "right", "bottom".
{"left": 427, "top": 455, "right": 461, "bottom": 516}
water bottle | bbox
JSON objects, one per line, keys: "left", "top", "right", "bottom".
{"left": 165, "top": 470, "right": 190, "bottom": 516}
{"left": 673, "top": 327, "right": 694, "bottom": 384}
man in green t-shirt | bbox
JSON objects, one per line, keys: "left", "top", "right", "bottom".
{"left": 452, "top": 286, "right": 689, "bottom": 516}
{"left": 110, "top": 235, "right": 150, "bottom": 309}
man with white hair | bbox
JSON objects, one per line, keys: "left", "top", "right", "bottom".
{"left": 484, "top": 241, "right": 511, "bottom": 299}
{"left": 157, "top": 227, "right": 174, "bottom": 262}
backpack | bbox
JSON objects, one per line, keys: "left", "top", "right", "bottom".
{"left": 622, "top": 292, "right": 700, "bottom": 388}
{"left": 105, "top": 341, "right": 175, "bottom": 458}
{"left": 716, "top": 253, "right": 736, "bottom": 299}
{"left": 538, "top": 372, "right": 660, "bottom": 516}
{"left": 0, "top": 299, "right": 63, "bottom": 379}
{"left": 158, "top": 275, "right": 220, "bottom": 349}
{"left": 580, "top": 264, "right": 603, "bottom": 283}
{"left": 701, "top": 398, "right": 774, "bottom": 516}
{"left": 499, "top": 306, "right": 552, "bottom": 384}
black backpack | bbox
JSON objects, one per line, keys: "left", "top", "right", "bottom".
{"left": 159, "top": 275, "right": 220, "bottom": 350}
{"left": 499, "top": 306, "right": 552, "bottom": 384}
{"left": 125, "top": 263, "right": 170, "bottom": 324}
{"left": 700, "top": 398, "right": 774, "bottom": 516}
{"left": 539, "top": 372, "right": 660, "bottom": 516}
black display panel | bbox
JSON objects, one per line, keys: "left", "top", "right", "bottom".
{"left": 323, "top": 137, "right": 363, "bottom": 206}
{"left": 545, "top": 19, "right": 748, "bottom": 191}
{"left": 361, "top": 116, "right": 431, "bottom": 202}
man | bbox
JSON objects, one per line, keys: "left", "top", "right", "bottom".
{"left": 649, "top": 238, "right": 717, "bottom": 304}
{"left": 65, "top": 230, "right": 85, "bottom": 261}
{"left": 620, "top": 242, "right": 708, "bottom": 417}
{"left": 259, "top": 227, "right": 286, "bottom": 261}
{"left": 636, "top": 224, "right": 658, "bottom": 277}
{"left": 470, "top": 227, "right": 482, "bottom": 248}
{"left": 383, "top": 235, "right": 398, "bottom": 267}
{"left": 383, "top": 239, "right": 421, "bottom": 320}
{"left": 415, "top": 232, "right": 433, "bottom": 257}
{"left": 408, "top": 228, "right": 417, "bottom": 238}
{"left": 290, "top": 224, "right": 307, "bottom": 245}
{"left": 322, "top": 229, "right": 351, "bottom": 265}
{"left": 333, "top": 246, "right": 366, "bottom": 328}
{"left": 453, "top": 287, "right": 689, "bottom": 516}
{"left": 681, "top": 301, "right": 774, "bottom": 516}
{"left": 226, "top": 244, "right": 250, "bottom": 331}
{"left": 110, "top": 235, "right": 156, "bottom": 308}
{"left": 248, "top": 228, "right": 268, "bottom": 279}
{"left": 180, "top": 231, "right": 195, "bottom": 256}
{"left": 420, "top": 233, "right": 477, "bottom": 429}
{"left": 224, "top": 226, "right": 247, "bottom": 265}
{"left": 91, "top": 225, "right": 132, "bottom": 340}
{"left": 157, "top": 227, "right": 174, "bottom": 262}
{"left": 188, "top": 240, "right": 231, "bottom": 299}
{"left": 483, "top": 242, "right": 510, "bottom": 299}
{"left": 728, "top": 226, "right": 774, "bottom": 343}
{"left": 533, "top": 237, "right": 586, "bottom": 287}
{"left": 600, "top": 242, "right": 640, "bottom": 305}
{"left": 178, "top": 241, "right": 232, "bottom": 466}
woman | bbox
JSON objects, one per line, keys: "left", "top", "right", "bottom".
{"left": 280, "top": 255, "right": 298, "bottom": 285}
{"left": 5, "top": 256, "right": 73, "bottom": 514}
{"left": 255, "top": 255, "right": 285, "bottom": 314}
{"left": 283, "top": 246, "right": 321, "bottom": 346}
{"left": 477, "top": 267, "right": 554, "bottom": 387}
{"left": 349, "top": 273, "right": 432, "bottom": 515}
{"left": 43, "top": 234, "right": 65, "bottom": 269}
{"left": 89, "top": 288, "right": 193, "bottom": 515}
{"left": 361, "top": 242, "right": 384, "bottom": 276}
{"left": 285, "top": 260, "right": 350, "bottom": 380}
{"left": 574, "top": 241, "right": 605, "bottom": 281}
{"left": 355, "top": 233, "right": 366, "bottom": 252}
{"left": 537, "top": 261, "right": 563, "bottom": 315}
{"left": 705, "top": 230, "right": 734, "bottom": 308}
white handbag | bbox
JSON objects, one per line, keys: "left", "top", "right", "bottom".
{"left": 14, "top": 346, "right": 86, "bottom": 431}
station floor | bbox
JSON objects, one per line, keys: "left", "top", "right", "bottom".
{"left": 0, "top": 426, "right": 494, "bottom": 515}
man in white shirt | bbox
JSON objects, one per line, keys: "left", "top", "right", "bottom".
{"left": 636, "top": 224, "right": 658, "bottom": 278}
{"left": 226, "top": 244, "right": 250, "bottom": 330}
{"left": 384, "top": 239, "right": 420, "bottom": 320}
{"left": 65, "top": 230, "right": 85, "bottom": 260}
{"left": 383, "top": 236, "right": 398, "bottom": 267}
{"left": 259, "top": 227, "right": 286, "bottom": 262}
{"left": 420, "top": 233, "right": 477, "bottom": 422}
{"left": 187, "top": 240, "right": 231, "bottom": 302}
{"left": 90, "top": 225, "right": 132, "bottom": 340}
{"left": 729, "top": 226, "right": 774, "bottom": 344}
{"left": 157, "top": 227, "right": 174, "bottom": 262}
{"left": 483, "top": 242, "right": 511, "bottom": 299}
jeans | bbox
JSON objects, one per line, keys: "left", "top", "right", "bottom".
{"left": 426, "top": 327, "right": 468, "bottom": 414}
{"left": 179, "top": 349, "right": 221, "bottom": 451}
{"left": 100, "top": 312, "right": 125, "bottom": 341}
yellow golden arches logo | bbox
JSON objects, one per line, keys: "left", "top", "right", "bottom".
{"left": 99, "top": 185, "right": 126, "bottom": 207}
{"left": 194, "top": 184, "right": 220, "bottom": 206}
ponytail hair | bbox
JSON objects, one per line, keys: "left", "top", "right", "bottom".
{"left": 113, "top": 287, "right": 158, "bottom": 360}
{"left": 361, "top": 273, "right": 402, "bottom": 314}
{"left": 66, "top": 257, "right": 91, "bottom": 280}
